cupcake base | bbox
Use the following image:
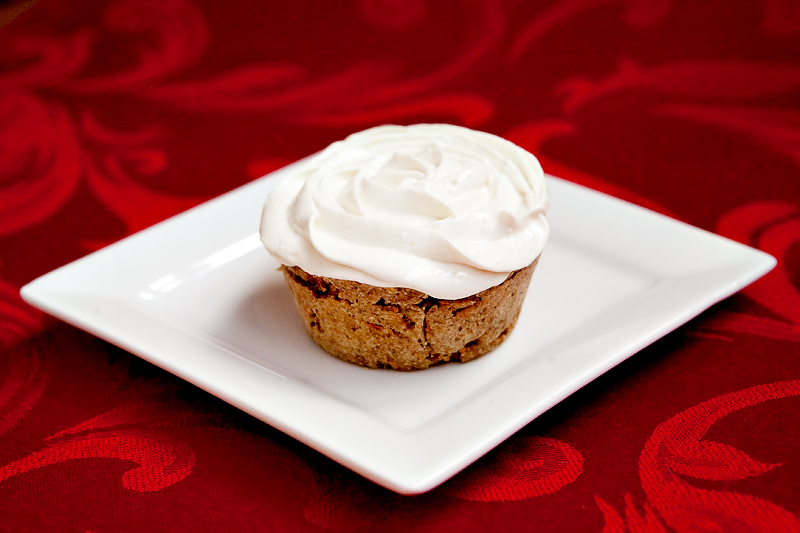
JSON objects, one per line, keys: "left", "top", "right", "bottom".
{"left": 279, "top": 258, "right": 539, "bottom": 371}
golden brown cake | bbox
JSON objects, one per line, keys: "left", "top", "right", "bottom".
{"left": 281, "top": 259, "right": 538, "bottom": 370}
{"left": 260, "top": 124, "right": 549, "bottom": 370}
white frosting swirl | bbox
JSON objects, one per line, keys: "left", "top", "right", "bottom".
{"left": 260, "top": 124, "right": 549, "bottom": 300}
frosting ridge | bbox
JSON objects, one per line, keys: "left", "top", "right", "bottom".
{"left": 260, "top": 124, "right": 548, "bottom": 299}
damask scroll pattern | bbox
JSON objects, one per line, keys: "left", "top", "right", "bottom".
{"left": 301, "top": 436, "right": 584, "bottom": 530}
{"left": 441, "top": 437, "right": 584, "bottom": 502}
{"left": 597, "top": 381, "right": 800, "bottom": 532}
{"left": 0, "top": 346, "right": 47, "bottom": 439}
{"left": 0, "top": 351, "right": 197, "bottom": 494}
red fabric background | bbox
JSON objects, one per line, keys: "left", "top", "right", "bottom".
{"left": 1, "top": 0, "right": 799, "bottom": 530}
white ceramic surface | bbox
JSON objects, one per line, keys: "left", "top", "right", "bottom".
{"left": 21, "top": 165, "right": 776, "bottom": 494}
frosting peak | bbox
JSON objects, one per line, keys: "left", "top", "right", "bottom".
{"left": 260, "top": 124, "right": 549, "bottom": 299}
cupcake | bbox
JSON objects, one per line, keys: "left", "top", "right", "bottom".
{"left": 260, "top": 124, "right": 549, "bottom": 370}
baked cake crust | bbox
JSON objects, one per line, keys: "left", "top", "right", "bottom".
{"left": 280, "top": 258, "right": 539, "bottom": 371}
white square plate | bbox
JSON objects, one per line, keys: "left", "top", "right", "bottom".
{"left": 21, "top": 165, "right": 775, "bottom": 494}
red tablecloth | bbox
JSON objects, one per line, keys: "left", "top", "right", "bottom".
{"left": 2, "top": 0, "right": 800, "bottom": 530}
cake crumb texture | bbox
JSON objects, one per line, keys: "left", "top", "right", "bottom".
{"left": 280, "top": 259, "right": 538, "bottom": 371}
